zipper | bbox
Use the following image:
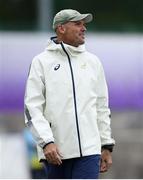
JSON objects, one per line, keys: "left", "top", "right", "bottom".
{"left": 61, "top": 42, "right": 82, "bottom": 157}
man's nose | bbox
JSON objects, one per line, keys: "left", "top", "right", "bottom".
{"left": 82, "top": 25, "right": 86, "bottom": 31}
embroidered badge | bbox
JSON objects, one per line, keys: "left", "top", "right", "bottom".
{"left": 81, "top": 63, "right": 86, "bottom": 69}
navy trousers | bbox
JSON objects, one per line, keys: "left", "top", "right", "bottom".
{"left": 43, "top": 154, "right": 101, "bottom": 179}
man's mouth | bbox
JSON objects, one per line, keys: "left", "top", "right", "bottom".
{"left": 80, "top": 33, "right": 85, "bottom": 38}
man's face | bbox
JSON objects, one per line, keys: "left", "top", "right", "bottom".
{"left": 60, "top": 20, "right": 87, "bottom": 47}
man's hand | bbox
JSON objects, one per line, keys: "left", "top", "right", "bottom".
{"left": 100, "top": 149, "right": 112, "bottom": 173}
{"left": 43, "top": 143, "right": 62, "bottom": 165}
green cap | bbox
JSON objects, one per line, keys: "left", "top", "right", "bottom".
{"left": 53, "top": 9, "right": 93, "bottom": 30}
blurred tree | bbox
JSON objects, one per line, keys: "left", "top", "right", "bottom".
{"left": 0, "top": 0, "right": 37, "bottom": 30}
{"left": 0, "top": 0, "right": 143, "bottom": 32}
{"left": 53, "top": 0, "right": 143, "bottom": 32}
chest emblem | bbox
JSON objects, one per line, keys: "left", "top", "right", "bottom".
{"left": 54, "top": 64, "right": 60, "bottom": 71}
{"left": 81, "top": 63, "right": 86, "bottom": 69}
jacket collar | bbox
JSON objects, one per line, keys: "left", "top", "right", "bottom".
{"left": 46, "top": 36, "right": 86, "bottom": 56}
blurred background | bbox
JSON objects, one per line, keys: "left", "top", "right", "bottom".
{"left": 0, "top": 0, "right": 143, "bottom": 178}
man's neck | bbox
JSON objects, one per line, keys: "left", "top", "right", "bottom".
{"left": 56, "top": 36, "right": 79, "bottom": 47}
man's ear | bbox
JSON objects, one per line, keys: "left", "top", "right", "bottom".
{"left": 57, "top": 25, "right": 66, "bottom": 34}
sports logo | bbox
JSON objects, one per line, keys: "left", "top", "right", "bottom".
{"left": 81, "top": 63, "right": 86, "bottom": 69}
{"left": 54, "top": 64, "right": 60, "bottom": 71}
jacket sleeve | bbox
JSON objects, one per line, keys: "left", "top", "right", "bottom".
{"left": 24, "top": 57, "right": 54, "bottom": 148}
{"left": 96, "top": 62, "right": 115, "bottom": 147}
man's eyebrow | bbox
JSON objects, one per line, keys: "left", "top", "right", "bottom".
{"left": 73, "top": 21, "right": 85, "bottom": 24}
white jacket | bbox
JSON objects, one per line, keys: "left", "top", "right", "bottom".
{"left": 24, "top": 38, "right": 115, "bottom": 160}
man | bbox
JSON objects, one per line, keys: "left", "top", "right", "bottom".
{"left": 24, "top": 9, "right": 115, "bottom": 179}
